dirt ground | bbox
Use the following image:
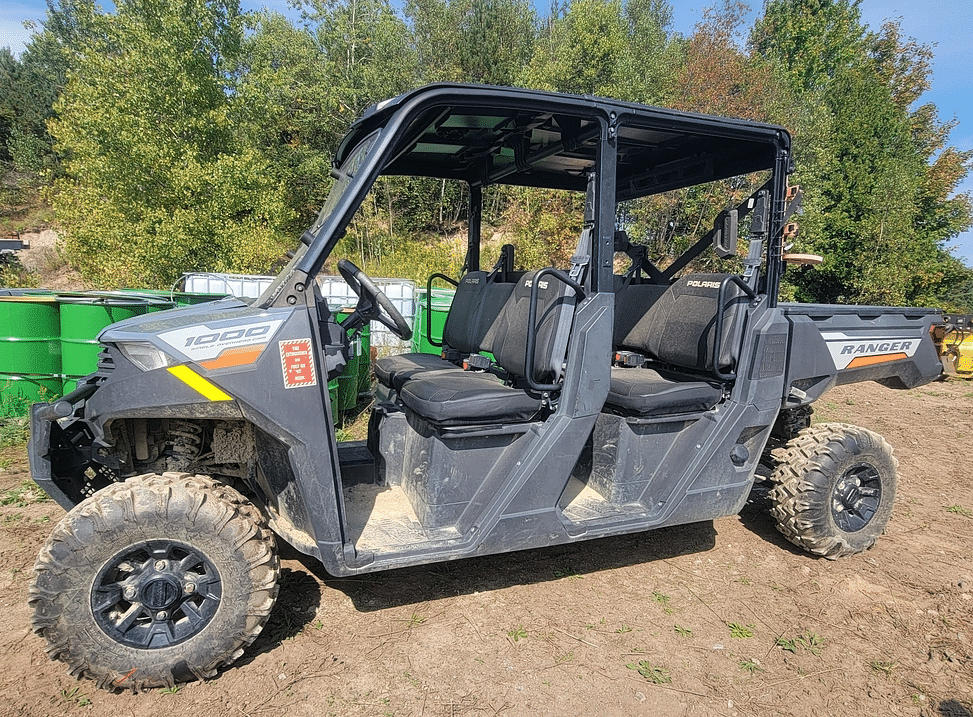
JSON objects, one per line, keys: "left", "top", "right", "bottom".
{"left": 0, "top": 380, "right": 970, "bottom": 717}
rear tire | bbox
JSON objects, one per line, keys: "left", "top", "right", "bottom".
{"left": 29, "top": 472, "right": 279, "bottom": 691}
{"left": 768, "top": 423, "right": 897, "bottom": 559}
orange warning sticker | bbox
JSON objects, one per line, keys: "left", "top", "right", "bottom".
{"left": 279, "top": 338, "right": 317, "bottom": 389}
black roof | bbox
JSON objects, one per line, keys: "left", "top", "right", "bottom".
{"left": 336, "top": 84, "right": 791, "bottom": 199}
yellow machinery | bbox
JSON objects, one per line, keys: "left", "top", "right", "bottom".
{"left": 934, "top": 314, "right": 973, "bottom": 377}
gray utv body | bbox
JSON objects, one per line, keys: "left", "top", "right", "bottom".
{"left": 26, "top": 84, "right": 943, "bottom": 689}
{"left": 30, "top": 83, "right": 944, "bottom": 573}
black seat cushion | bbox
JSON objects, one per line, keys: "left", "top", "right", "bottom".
{"left": 374, "top": 272, "right": 520, "bottom": 391}
{"left": 373, "top": 353, "right": 462, "bottom": 392}
{"left": 606, "top": 368, "right": 723, "bottom": 417}
{"left": 400, "top": 372, "right": 543, "bottom": 426}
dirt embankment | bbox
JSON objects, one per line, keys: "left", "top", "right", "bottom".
{"left": 0, "top": 380, "right": 970, "bottom": 717}
{"left": 13, "top": 229, "right": 86, "bottom": 291}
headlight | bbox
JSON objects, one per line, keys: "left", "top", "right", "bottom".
{"left": 117, "top": 342, "right": 176, "bottom": 372}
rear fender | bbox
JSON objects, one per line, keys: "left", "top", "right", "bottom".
{"left": 780, "top": 303, "right": 943, "bottom": 405}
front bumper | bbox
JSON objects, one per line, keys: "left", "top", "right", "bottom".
{"left": 29, "top": 381, "right": 103, "bottom": 510}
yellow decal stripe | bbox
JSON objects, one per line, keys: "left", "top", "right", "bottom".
{"left": 167, "top": 365, "right": 233, "bottom": 402}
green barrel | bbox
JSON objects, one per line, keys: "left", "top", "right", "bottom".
{"left": 412, "top": 289, "right": 454, "bottom": 355}
{"left": 0, "top": 296, "right": 61, "bottom": 377}
{"left": 327, "top": 379, "right": 339, "bottom": 424}
{"left": 59, "top": 297, "right": 154, "bottom": 383}
{"left": 173, "top": 292, "right": 228, "bottom": 307}
{"left": 0, "top": 374, "right": 61, "bottom": 417}
{"left": 336, "top": 373, "right": 357, "bottom": 412}
{"left": 61, "top": 375, "right": 79, "bottom": 396}
{"left": 334, "top": 310, "right": 361, "bottom": 411}
{"left": 122, "top": 289, "right": 227, "bottom": 307}
{"left": 357, "top": 323, "right": 371, "bottom": 396}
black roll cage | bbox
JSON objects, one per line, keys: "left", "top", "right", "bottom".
{"left": 262, "top": 84, "right": 792, "bottom": 311}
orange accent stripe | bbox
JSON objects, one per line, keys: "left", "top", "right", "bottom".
{"left": 846, "top": 352, "right": 908, "bottom": 369}
{"left": 199, "top": 344, "right": 267, "bottom": 370}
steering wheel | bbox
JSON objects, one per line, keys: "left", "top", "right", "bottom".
{"left": 337, "top": 259, "right": 412, "bottom": 340}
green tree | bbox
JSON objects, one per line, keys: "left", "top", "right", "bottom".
{"left": 619, "top": 0, "right": 679, "bottom": 104}
{"left": 523, "top": 0, "right": 628, "bottom": 97}
{"left": 236, "top": 13, "right": 335, "bottom": 227}
{"left": 50, "top": 0, "right": 292, "bottom": 288}
{"left": 753, "top": 0, "right": 972, "bottom": 306}
{"left": 406, "top": 0, "right": 535, "bottom": 86}
{"left": 296, "top": 0, "right": 417, "bottom": 123}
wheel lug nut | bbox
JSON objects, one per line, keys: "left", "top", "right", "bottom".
{"left": 124, "top": 586, "right": 137, "bottom": 600}
{"left": 155, "top": 560, "right": 167, "bottom": 571}
{"left": 157, "top": 611, "right": 168, "bottom": 620}
{"left": 185, "top": 583, "right": 196, "bottom": 594}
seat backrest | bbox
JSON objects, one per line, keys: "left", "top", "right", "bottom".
{"left": 618, "top": 273, "right": 747, "bottom": 376}
{"left": 440, "top": 271, "right": 488, "bottom": 353}
{"left": 488, "top": 271, "right": 577, "bottom": 385}
{"left": 439, "top": 271, "right": 520, "bottom": 354}
{"left": 613, "top": 281, "right": 668, "bottom": 348}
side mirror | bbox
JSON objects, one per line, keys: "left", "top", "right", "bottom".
{"left": 713, "top": 209, "right": 738, "bottom": 258}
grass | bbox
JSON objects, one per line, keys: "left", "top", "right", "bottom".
{"left": 402, "top": 611, "right": 426, "bottom": 628}
{"left": 652, "top": 590, "right": 674, "bottom": 614}
{"left": 0, "top": 479, "right": 51, "bottom": 508}
{"left": 60, "top": 687, "right": 92, "bottom": 706}
{"left": 776, "top": 632, "right": 825, "bottom": 656}
{"left": 626, "top": 660, "right": 671, "bottom": 684}
{"left": 869, "top": 659, "right": 898, "bottom": 676}
{"left": 0, "top": 416, "right": 30, "bottom": 449}
{"left": 739, "top": 659, "right": 764, "bottom": 674}
{"left": 674, "top": 625, "right": 693, "bottom": 637}
{"left": 946, "top": 504, "right": 972, "bottom": 518}
{"left": 507, "top": 626, "right": 528, "bottom": 642}
{"left": 728, "top": 622, "right": 755, "bottom": 639}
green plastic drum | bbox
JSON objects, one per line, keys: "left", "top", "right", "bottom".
{"left": 412, "top": 289, "right": 454, "bottom": 355}
{"left": 173, "top": 292, "right": 228, "bottom": 307}
{"left": 0, "top": 374, "right": 61, "bottom": 417}
{"left": 0, "top": 296, "right": 61, "bottom": 376}
{"left": 334, "top": 310, "right": 362, "bottom": 411}
{"left": 357, "top": 323, "right": 371, "bottom": 396}
{"left": 61, "top": 375, "right": 79, "bottom": 396}
{"left": 327, "top": 379, "right": 339, "bottom": 424}
{"left": 336, "top": 373, "right": 358, "bottom": 412}
{"left": 59, "top": 297, "right": 153, "bottom": 383}
{"left": 121, "top": 289, "right": 226, "bottom": 307}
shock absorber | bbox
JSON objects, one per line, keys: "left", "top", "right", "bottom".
{"left": 167, "top": 419, "right": 204, "bottom": 472}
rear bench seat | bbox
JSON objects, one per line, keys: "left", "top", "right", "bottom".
{"left": 605, "top": 273, "right": 749, "bottom": 417}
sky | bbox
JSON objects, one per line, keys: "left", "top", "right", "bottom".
{"left": 2, "top": 0, "right": 971, "bottom": 265}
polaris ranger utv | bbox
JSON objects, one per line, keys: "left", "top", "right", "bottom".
{"left": 27, "top": 84, "right": 944, "bottom": 690}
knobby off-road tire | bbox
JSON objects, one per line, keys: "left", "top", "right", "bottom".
{"left": 29, "top": 472, "right": 279, "bottom": 691}
{"left": 768, "top": 423, "right": 898, "bottom": 560}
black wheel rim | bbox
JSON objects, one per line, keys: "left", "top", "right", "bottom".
{"left": 831, "top": 463, "right": 883, "bottom": 533}
{"left": 91, "top": 539, "right": 221, "bottom": 649}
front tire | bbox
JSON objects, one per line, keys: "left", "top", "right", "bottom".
{"left": 29, "top": 473, "right": 279, "bottom": 691}
{"left": 768, "top": 423, "right": 897, "bottom": 559}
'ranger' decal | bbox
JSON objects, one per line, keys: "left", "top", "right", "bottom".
{"left": 821, "top": 331, "right": 920, "bottom": 370}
